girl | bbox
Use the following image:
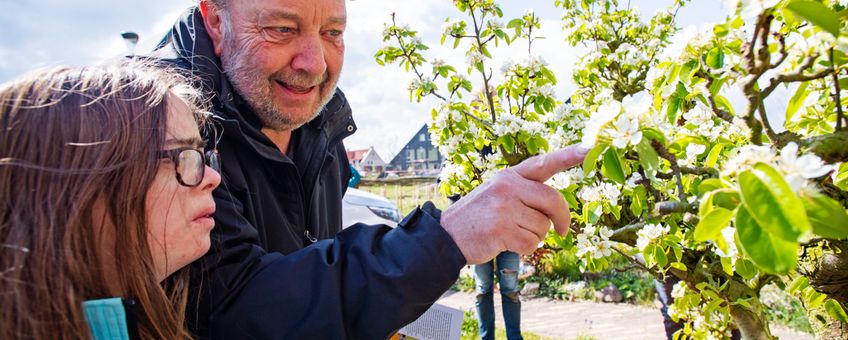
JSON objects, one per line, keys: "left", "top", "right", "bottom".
{"left": 0, "top": 62, "right": 221, "bottom": 339}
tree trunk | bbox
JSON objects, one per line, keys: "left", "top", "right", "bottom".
{"left": 804, "top": 304, "right": 848, "bottom": 340}
{"left": 729, "top": 305, "right": 774, "bottom": 340}
{"left": 799, "top": 240, "right": 848, "bottom": 339}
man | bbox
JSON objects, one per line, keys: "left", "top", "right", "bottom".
{"left": 152, "top": 0, "right": 588, "bottom": 338}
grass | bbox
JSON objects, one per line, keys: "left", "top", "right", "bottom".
{"left": 358, "top": 180, "right": 451, "bottom": 212}
{"left": 459, "top": 308, "right": 562, "bottom": 340}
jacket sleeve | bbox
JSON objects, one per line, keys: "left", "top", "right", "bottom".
{"left": 192, "top": 196, "right": 466, "bottom": 339}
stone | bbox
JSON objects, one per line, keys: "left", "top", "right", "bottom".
{"left": 521, "top": 282, "right": 540, "bottom": 296}
{"left": 601, "top": 284, "right": 624, "bottom": 303}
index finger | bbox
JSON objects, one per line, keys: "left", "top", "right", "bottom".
{"left": 511, "top": 144, "right": 590, "bottom": 182}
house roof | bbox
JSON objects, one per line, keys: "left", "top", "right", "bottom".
{"left": 346, "top": 148, "right": 369, "bottom": 162}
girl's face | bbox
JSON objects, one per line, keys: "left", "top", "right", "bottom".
{"left": 145, "top": 97, "right": 221, "bottom": 281}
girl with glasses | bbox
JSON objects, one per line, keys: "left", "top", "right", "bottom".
{"left": 0, "top": 61, "right": 221, "bottom": 339}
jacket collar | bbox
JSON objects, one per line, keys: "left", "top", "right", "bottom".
{"left": 83, "top": 298, "right": 136, "bottom": 340}
{"left": 152, "top": 7, "right": 357, "bottom": 159}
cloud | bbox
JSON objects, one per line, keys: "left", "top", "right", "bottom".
{"left": 0, "top": 0, "right": 193, "bottom": 82}
{"left": 0, "top": 0, "right": 731, "bottom": 161}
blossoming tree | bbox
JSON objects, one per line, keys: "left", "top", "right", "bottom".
{"left": 376, "top": 0, "right": 848, "bottom": 338}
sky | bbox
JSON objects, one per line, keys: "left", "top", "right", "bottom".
{"left": 0, "top": 0, "right": 734, "bottom": 161}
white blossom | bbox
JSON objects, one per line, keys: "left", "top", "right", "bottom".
{"left": 431, "top": 58, "right": 446, "bottom": 68}
{"left": 682, "top": 143, "right": 707, "bottom": 166}
{"left": 625, "top": 172, "right": 644, "bottom": 189}
{"left": 715, "top": 226, "right": 739, "bottom": 261}
{"left": 575, "top": 225, "right": 614, "bottom": 260}
{"left": 636, "top": 223, "right": 669, "bottom": 250}
{"left": 500, "top": 59, "right": 516, "bottom": 75}
{"left": 439, "top": 161, "right": 469, "bottom": 183}
{"left": 778, "top": 142, "right": 836, "bottom": 192}
{"left": 466, "top": 50, "right": 484, "bottom": 66}
{"left": 722, "top": 144, "right": 776, "bottom": 176}
{"left": 581, "top": 100, "right": 622, "bottom": 148}
{"left": 608, "top": 114, "right": 643, "bottom": 149}
{"left": 671, "top": 281, "right": 687, "bottom": 299}
{"left": 487, "top": 19, "right": 504, "bottom": 31}
{"left": 724, "top": 0, "right": 780, "bottom": 19}
{"left": 547, "top": 167, "right": 584, "bottom": 190}
{"left": 442, "top": 18, "right": 464, "bottom": 36}
{"left": 579, "top": 182, "right": 622, "bottom": 206}
{"left": 493, "top": 111, "right": 523, "bottom": 136}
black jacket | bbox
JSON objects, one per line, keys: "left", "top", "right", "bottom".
{"left": 152, "top": 8, "right": 466, "bottom": 339}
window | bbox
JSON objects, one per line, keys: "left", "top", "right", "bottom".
{"left": 428, "top": 148, "right": 438, "bottom": 161}
{"left": 417, "top": 147, "right": 426, "bottom": 160}
{"left": 419, "top": 133, "right": 426, "bottom": 142}
{"left": 407, "top": 149, "right": 414, "bottom": 161}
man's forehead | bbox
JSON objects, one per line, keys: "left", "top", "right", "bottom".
{"left": 243, "top": 0, "right": 347, "bottom": 24}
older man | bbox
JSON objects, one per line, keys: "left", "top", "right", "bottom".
{"left": 153, "top": 0, "right": 588, "bottom": 338}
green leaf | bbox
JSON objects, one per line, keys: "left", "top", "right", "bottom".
{"left": 834, "top": 163, "right": 848, "bottom": 191}
{"left": 695, "top": 207, "right": 734, "bottom": 242}
{"left": 583, "top": 144, "right": 607, "bottom": 177}
{"left": 799, "top": 190, "right": 848, "bottom": 239}
{"left": 643, "top": 244, "right": 657, "bottom": 268}
{"left": 735, "top": 258, "right": 757, "bottom": 280}
{"left": 735, "top": 206, "right": 799, "bottom": 274}
{"left": 788, "top": 276, "right": 810, "bottom": 294}
{"left": 705, "top": 47, "right": 725, "bottom": 69}
{"left": 602, "top": 149, "right": 626, "bottom": 184}
{"left": 584, "top": 201, "right": 603, "bottom": 224}
{"left": 713, "top": 189, "right": 742, "bottom": 211}
{"left": 786, "top": 1, "right": 842, "bottom": 38}
{"left": 670, "top": 262, "right": 687, "bottom": 272}
{"left": 655, "top": 246, "right": 669, "bottom": 268}
{"left": 825, "top": 299, "right": 848, "bottom": 323}
{"left": 721, "top": 255, "right": 734, "bottom": 276}
{"left": 631, "top": 186, "right": 646, "bottom": 217}
{"left": 786, "top": 82, "right": 811, "bottom": 122}
{"left": 636, "top": 138, "right": 660, "bottom": 178}
{"left": 699, "top": 179, "right": 728, "bottom": 194}
{"left": 705, "top": 144, "right": 724, "bottom": 168}
{"left": 807, "top": 289, "right": 827, "bottom": 308}
{"left": 738, "top": 163, "right": 811, "bottom": 242}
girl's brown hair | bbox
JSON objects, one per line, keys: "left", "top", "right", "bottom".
{"left": 0, "top": 62, "right": 204, "bottom": 339}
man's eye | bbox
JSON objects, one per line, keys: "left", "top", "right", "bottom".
{"left": 326, "top": 30, "right": 343, "bottom": 37}
{"left": 271, "top": 26, "right": 294, "bottom": 34}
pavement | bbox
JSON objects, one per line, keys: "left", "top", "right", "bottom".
{"left": 436, "top": 290, "right": 815, "bottom": 340}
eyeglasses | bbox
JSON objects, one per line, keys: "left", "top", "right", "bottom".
{"left": 157, "top": 148, "right": 221, "bottom": 187}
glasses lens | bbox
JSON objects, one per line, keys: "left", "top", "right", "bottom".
{"left": 206, "top": 150, "right": 221, "bottom": 172}
{"left": 177, "top": 149, "right": 204, "bottom": 186}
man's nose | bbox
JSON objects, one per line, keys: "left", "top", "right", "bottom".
{"left": 290, "top": 35, "right": 327, "bottom": 76}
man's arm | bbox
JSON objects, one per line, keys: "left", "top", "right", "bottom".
{"left": 204, "top": 202, "right": 463, "bottom": 339}
{"left": 191, "top": 145, "right": 588, "bottom": 338}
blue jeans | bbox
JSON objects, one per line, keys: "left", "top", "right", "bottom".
{"left": 474, "top": 251, "right": 522, "bottom": 340}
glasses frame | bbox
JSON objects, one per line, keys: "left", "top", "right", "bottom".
{"left": 157, "top": 147, "right": 220, "bottom": 187}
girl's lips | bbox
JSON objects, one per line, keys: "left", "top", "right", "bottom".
{"left": 193, "top": 205, "right": 216, "bottom": 222}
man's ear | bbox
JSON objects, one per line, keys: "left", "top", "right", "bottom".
{"left": 199, "top": 0, "right": 225, "bottom": 57}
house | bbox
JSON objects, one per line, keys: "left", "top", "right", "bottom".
{"left": 346, "top": 146, "right": 386, "bottom": 175}
{"left": 388, "top": 124, "right": 444, "bottom": 176}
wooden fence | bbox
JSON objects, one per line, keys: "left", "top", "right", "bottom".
{"left": 358, "top": 177, "right": 449, "bottom": 213}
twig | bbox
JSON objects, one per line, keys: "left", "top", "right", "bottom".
{"left": 468, "top": 4, "right": 498, "bottom": 122}
{"left": 637, "top": 168, "right": 663, "bottom": 202}
{"left": 832, "top": 48, "right": 845, "bottom": 130}
{"left": 651, "top": 140, "right": 688, "bottom": 201}
{"left": 704, "top": 76, "right": 735, "bottom": 123}
{"left": 656, "top": 165, "right": 719, "bottom": 179}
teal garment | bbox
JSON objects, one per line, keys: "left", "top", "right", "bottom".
{"left": 348, "top": 164, "right": 361, "bottom": 188}
{"left": 83, "top": 298, "right": 131, "bottom": 340}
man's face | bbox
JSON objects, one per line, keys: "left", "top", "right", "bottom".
{"left": 207, "top": 0, "right": 346, "bottom": 131}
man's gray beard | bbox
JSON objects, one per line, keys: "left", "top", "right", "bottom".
{"left": 221, "top": 39, "right": 337, "bottom": 132}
